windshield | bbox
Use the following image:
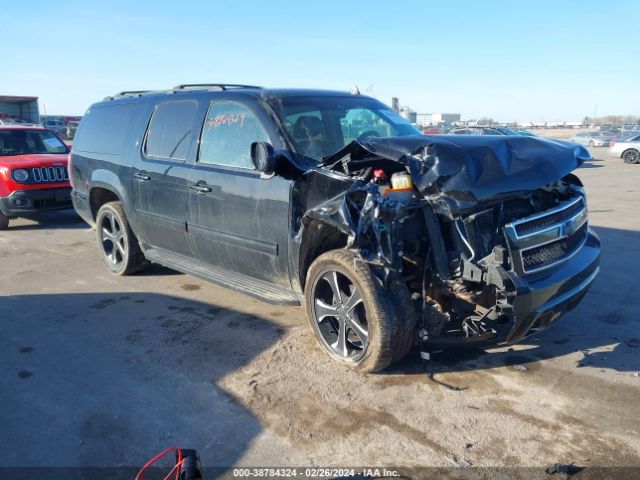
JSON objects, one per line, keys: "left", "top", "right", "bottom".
{"left": 0, "top": 129, "right": 68, "bottom": 156}
{"left": 269, "top": 95, "right": 420, "bottom": 160}
{"left": 495, "top": 127, "right": 521, "bottom": 136}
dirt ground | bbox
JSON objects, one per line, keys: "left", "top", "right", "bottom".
{"left": 1, "top": 148, "right": 639, "bottom": 473}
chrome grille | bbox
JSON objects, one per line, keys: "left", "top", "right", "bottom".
{"left": 521, "top": 222, "right": 588, "bottom": 271}
{"left": 31, "top": 166, "right": 69, "bottom": 183}
{"left": 504, "top": 195, "right": 588, "bottom": 274}
{"left": 514, "top": 198, "right": 585, "bottom": 236}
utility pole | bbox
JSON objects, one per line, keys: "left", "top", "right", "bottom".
{"left": 593, "top": 104, "right": 598, "bottom": 127}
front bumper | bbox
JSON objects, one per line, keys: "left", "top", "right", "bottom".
{"left": 0, "top": 187, "right": 72, "bottom": 216}
{"left": 504, "top": 228, "right": 601, "bottom": 343}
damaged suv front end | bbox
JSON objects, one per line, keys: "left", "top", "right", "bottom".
{"left": 72, "top": 87, "right": 600, "bottom": 373}
{"left": 292, "top": 131, "right": 599, "bottom": 352}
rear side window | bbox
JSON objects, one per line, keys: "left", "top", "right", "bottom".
{"left": 73, "top": 104, "right": 134, "bottom": 154}
{"left": 199, "top": 101, "right": 269, "bottom": 169}
{"left": 145, "top": 100, "right": 198, "bottom": 161}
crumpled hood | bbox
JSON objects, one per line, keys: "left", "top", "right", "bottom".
{"left": 321, "top": 134, "right": 590, "bottom": 212}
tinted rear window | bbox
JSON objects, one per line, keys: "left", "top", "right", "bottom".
{"left": 144, "top": 100, "right": 199, "bottom": 161}
{"left": 73, "top": 104, "right": 135, "bottom": 155}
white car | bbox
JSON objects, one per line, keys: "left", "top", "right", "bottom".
{"left": 41, "top": 118, "right": 67, "bottom": 137}
{"left": 609, "top": 133, "right": 640, "bottom": 164}
{"left": 570, "top": 131, "right": 613, "bottom": 147}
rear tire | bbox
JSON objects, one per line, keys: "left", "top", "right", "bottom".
{"left": 95, "top": 201, "right": 148, "bottom": 275}
{"left": 622, "top": 149, "right": 639, "bottom": 164}
{"left": 0, "top": 211, "right": 9, "bottom": 230}
{"left": 304, "top": 249, "right": 415, "bottom": 373}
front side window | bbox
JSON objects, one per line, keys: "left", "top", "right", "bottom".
{"left": 145, "top": 100, "right": 198, "bottom": 161}
{"left": 269, "top": 96, "right": 420, "bottom": 161}
{"left": 0, "top": 129, "right": 67, "bottom": 156}
{"left": 199, "top": 101, "right": 269, "bottom": 169}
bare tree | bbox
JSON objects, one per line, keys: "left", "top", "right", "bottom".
{"left": 477, "top": 117, "right": 495, "bottom": 126}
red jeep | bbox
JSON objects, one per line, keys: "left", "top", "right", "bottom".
{"left": 0, "top": 126, "right": 72, "bottom": 229}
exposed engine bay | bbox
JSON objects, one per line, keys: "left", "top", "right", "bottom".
{"left": 293, "top": 134, "right": 594, "bottom": 346}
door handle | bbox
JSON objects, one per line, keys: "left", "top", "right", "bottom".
{"left": 134, "top": 172, "right": 151, "bottom": 181}
{"left": 189, "top": 184, "right": 212, "bottom": 194}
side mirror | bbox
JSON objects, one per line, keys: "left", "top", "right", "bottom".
{"left": 250, "top": 141, "right": 276, "bottom": 178}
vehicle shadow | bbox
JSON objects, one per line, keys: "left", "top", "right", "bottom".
{"left": 578, "top": 161, "right": 604, "bottom": 169}
{"left": 0, "top": 292, "right": 282, "bottom": 471}
{"left": 7, "top": 209, "right": 85, "bottom": 231}
{"left": 386, "top": 225, "right": 640, "bottom": 376}
{"left": 578, "top": 162, "right": 603, "bottom": 169}
{"left": 137, "top": 264, "right": 184, "bottom": 276}
{"left": 578, "top": 155, "right": 603, "bottom": 168}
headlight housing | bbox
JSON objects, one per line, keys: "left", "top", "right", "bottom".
{"left": 12, "top": 169, "right": 29, "bottom": 182}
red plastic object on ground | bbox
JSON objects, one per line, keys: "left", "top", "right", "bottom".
{"left": 135, "top": 447, "right": 203, "bottom": 480}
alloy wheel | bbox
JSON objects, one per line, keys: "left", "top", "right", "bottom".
{"left": 100, "top": 212, "right": 127, "bottom": 266}
{"left": 623, "top": 150, "right": 639, "bottom": 164}
{"left": 311, "top": 270, "right": 369, "bottom": 361}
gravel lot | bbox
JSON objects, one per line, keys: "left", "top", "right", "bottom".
{"left": 1, "top": 148, "right": 639, "bottom": 472}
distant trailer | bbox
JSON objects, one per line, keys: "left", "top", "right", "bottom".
{"left": 0, "top": 95, "right": 40, "bottom": 123}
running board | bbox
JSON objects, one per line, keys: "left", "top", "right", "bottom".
{"left": 144, "top": 247, "right": 302, "bottom": 305}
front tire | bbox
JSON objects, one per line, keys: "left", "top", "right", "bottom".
{"left": 95, "top": 201, "right": 148, "bottom": 275}
{"left": 622, "top": 149, "right": 639, "bottom": 164}
{"left": 0, "top": 211, "right": 9, "bottom": 230}
{"left": 304, "top": 249, "right": 415, "bottom": 373}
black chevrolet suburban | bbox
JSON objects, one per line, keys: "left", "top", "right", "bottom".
{"left": 70, "top": 84, "right": 600, "bottom": 372}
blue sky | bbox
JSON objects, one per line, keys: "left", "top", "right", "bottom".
{"left": 2, "top": 0, "right": 638, "bottom": 121}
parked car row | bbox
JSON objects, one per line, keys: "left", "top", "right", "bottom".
{"left": 0, "top": 117, "right": 82, "bottom": 140}
{"left": 0, "top": 117, "right": 39, "bottom": 126}
{"left": 570, "top": 131, "right": 615, "bottom": 147}
{"left": 422, "top": 126, "right": 536, "bottom": 136}
{"left": 448, "top": 126, "right": 535, "bottom": 136}
{"left": 441, "top": 126, "right": 638, "bottom": 160}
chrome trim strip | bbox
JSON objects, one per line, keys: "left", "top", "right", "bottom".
{"left": 506, "top": 196, "right": 584, "bottom": 240}
{"left": 520, "top": 216, "right": 588, "bottom": 253}
{"left": 503, "top": 195, "right": 590, "bottom": 275}
{"left": 514, "top": 207, "right": 587, "bottom": 240}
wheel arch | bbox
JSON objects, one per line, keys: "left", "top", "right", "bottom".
{"left": 89, "top": 185, "right": 122, "bottom": 221}
{"left": 297, "top": 219, "right": 349, "bottom": 291}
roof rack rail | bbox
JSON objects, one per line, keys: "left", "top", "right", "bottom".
{"left": 104, "top": 90, "right": 154, "bottom": 101}
{"left": 172, "top": 84, "right": 263, "bottom": 91}
{"left": 117, "top": 90, "right": 153, "bottom": 96}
